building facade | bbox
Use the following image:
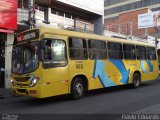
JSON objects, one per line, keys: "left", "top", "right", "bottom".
{"left": 104, "top": 0, "right": 160, "bottom": 37}
{"left": 0, "top": 0, "right": 17, "bottom": 89}
{"left": 18, "top": 0, "right": 104, "bottom": 35}
{"left": 104, "top": 0, "right": 160, "bottom": 20}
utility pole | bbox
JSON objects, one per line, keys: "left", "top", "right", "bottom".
{"left": 74, "top": 17, "right": 76, "bottom": 31}
{"left": 48, "top": 0, "right": 51, "bottom": 24}
{"left": 155, "top": 14, "right": 160, "bottom": 48}
{"left": 28, "top": 0, "right": 35, "bottom": 29}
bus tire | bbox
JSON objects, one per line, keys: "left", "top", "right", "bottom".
{"left": 132, "top": 73, "right": 141, "bottom": 88}
{"left": 71, "top": 77, "right": 85, "bottom": 99}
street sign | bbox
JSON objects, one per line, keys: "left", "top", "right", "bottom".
{"left": 138, "top": 11, "right": 160, "bottom": 29}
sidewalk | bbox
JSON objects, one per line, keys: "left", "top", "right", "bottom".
{"left": 0, "top": 88, "right": 16, "bottom": 99}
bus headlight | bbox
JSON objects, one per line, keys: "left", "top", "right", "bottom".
{"left": 11, "top": 79, "right": 13, "bottom": 83}
{"left": 11, "top": 79, "right": 15, "bottom": 86}
{"left": 29, "top": 77, "right": 40, "bottom": 87}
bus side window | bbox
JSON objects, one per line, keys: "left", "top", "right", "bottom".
{"left": 146, "top": 47, "right": 156, "bottom": 60}
{"left": 68, "top": 37, "right": 88, "bottom": 60}
{"left": 44, "top": 40, "right": 52, "bottom": 60}
{"left": 88, "top": 40, "right": 107, "bottom": 60}
{"left": 123, "top": 44, "right": 136, "bottom": 60}
{"left": 108, "top": 42, "right": 122, "bottom": 59}
{"left": 136, "top": 46, "right": 146, "bottom": 60}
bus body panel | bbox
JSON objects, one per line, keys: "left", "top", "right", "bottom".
{"left": 41, "top": 66, "right": 69, "bottom": 98}
{"left": 11, "top": 27, "right": 159, "bottom": 98}
{"left": 68, "top": 60, "right": 104, "bottom": 91}
{"left": 39, "top": 35, "right": 69, "bottom": 98}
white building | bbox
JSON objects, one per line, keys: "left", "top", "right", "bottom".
{"left": 18, "top": 0, "right": 104, "bottom": 34}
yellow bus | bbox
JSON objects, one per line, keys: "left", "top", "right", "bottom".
{"left": 11, "top": 27, "right": 159, "bottom": 99}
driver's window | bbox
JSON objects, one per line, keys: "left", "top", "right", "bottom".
{"left": 43, "top": 40, "right": 66, "bottom": 61}
{"left": 42, "top": 39, "right": 67, "bottom": 68}
{"left": 44, "top": 40, "right": 52, "bottom": 60}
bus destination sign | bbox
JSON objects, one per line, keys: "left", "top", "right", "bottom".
{"left": 17, "top": 29, "right": 39, "bottom": 42}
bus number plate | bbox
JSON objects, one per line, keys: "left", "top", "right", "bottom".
{"left": 76, "top": 64, "right": 83, "bottom": 69}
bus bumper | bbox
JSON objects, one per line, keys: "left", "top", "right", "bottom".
{"left": 11, "top": 84, "right": 43, "bottom": 98}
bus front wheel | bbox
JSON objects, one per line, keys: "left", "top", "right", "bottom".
{"left": 132, "top": 73, "right": 141, "bottom": 88}
{"left": 71, "top": 77, "right": 85, "bottom": 99}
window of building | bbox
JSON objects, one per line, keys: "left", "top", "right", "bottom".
{"left": 88, "top": 40, "right": 107, "bottom": 60}
{"left": 104, "top": 0, "right": 128, "bottom": 6}
{"left": 136, "top": 46, "right": 146, "bottom": 60}
{"left": 69, "top": 37, "right": 87, "bottom": 60}
{"left": 104, "top": 0, "right": 160, "bottom": 16}
{"left": 18, "top": 0, "right": 29, "bottom": 8}
{"left": 146, "top": 47, "right": 156, "bottom": 60}
{"left": 108, "top": 42, "right": 122, "bottom": 59}
{"left": 123, "top": 44, "right": 136, "bottom": 60}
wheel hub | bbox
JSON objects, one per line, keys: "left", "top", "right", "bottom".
{"left": 76, "top": 83, "right": 83, "bottom": 95}
{"left": 135, "top": 77, "right": 139, "bottom": 86}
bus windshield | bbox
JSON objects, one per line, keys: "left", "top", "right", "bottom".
{"left": 12, "top": 41, "right": 39, "bottom": 74}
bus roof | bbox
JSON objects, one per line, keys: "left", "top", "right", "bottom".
{"left": 18, "top": 27, "right": 156, "bottom": 47}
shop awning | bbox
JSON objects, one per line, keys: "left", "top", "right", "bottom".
{"left": 0, "top": 29, "right": 14, "bottom": 33}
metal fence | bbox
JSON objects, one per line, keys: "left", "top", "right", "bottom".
{"left": 104, "top": 22, "right": 156, "bottom": 37}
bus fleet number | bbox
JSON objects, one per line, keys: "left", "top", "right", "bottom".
{"left": 76, "top": 64, "right": 83, "bottom": 69}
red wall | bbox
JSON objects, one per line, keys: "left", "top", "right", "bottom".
{"left": 105, "top": 8, "right": 156, "bottom": 37}
{"left": 0, "top": 0, "right": 17, "bottom": 30}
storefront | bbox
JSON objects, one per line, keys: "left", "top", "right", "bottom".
{"left": 0, "top": 32, "right": 6, "bottom": 88}
{"left": 0, "top": 0, "right": 17, "bottom": 88}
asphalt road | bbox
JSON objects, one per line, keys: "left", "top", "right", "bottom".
{"left": 1, "top": 78, "right": 160, "bottom": 120}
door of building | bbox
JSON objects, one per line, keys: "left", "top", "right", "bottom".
{"left": 0, "top": 32, "right": 6, "bottom": 88}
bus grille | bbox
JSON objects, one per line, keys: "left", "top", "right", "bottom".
{"left": 17, "top": 89, "right": 26, "bottom": 94}
{"left": 16, "top": 83, "right": 28, "bottom": 87}
{"left": 14, "top": 77, "right": 30, "bottom": 82}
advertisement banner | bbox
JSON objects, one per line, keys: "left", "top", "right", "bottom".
{"left": 0, "top": 0, "right": 17, "bottom": 30}
{"left": 138, "top": 11, "right": 160, "bottom": 29}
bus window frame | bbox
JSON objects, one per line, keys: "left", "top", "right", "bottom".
{"left": 136, "top": 45, "right": 147, "bottom": 60}
{"left": 68, "top": 37, "right": 88, "bottom": 60}
{"left": 123, "top": 44, "right": 136, "bottom": 60}
{"left": 146, "top": 47, "right": 157, "bottom": 61}
{"left": 88, "top": 39, "right": 107, "bottom": 60}
{"left": 41, "top": 38, "right": 68, "bottom": 69}
{"left": 107, "top": 42, "right": 123, "bottom": 60}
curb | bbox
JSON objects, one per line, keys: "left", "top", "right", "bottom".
{"left": 0, "top": 89, "right": 18, "bottom": 99}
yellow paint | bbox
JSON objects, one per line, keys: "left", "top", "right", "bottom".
{"left": 11, "top": 27, "right": 159, "bottom": 98}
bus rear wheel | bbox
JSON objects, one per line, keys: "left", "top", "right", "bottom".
{"left": 132, "top": 73, "right": 141, "bottom": 88}
{"left": 71, "top": 77, "right": 85, "bottom": 99}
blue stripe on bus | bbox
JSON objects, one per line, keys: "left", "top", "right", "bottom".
{"left": 93, "top": 60, "right": 116, "bottom": 87}
{"left": 110, "top": 60, "right": 130, "bottom": 84}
